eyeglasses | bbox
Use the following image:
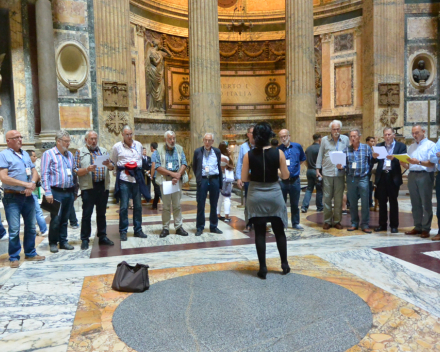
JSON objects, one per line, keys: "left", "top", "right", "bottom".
{"left": 9, "top": 136, "right": 23, "bottom": 140}
{"left": 60, "top": 139, "right": 71, "bottom": 143}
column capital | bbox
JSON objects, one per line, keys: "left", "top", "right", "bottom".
{"left": 321, "top": 33, "right": 332, "bottom": 43}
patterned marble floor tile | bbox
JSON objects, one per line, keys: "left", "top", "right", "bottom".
{"left": 423, "top": 250, "right": 440, "bottom": 260}
{"left": 0, "top": 327, "right": 71, "bottom": 351}
{"left": 319, "top": 248, "right": 440, "bottom": 318}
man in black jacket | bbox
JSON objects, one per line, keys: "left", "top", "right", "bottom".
{"left": 193, "top": 133, "right": 223, "bottom": 236}
{"left": 372, "top": 127, "right": 407, "bottom": 233}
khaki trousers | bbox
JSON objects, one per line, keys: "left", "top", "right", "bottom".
{"left": 160, "top": 176, "right": 183, "bottom": 230}
{"left": 323, "top": 176, "right": 345, "bottom": 225}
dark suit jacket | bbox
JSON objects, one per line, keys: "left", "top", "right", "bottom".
{"left": 372, "top": 141, "right": 407, "bottom": 187}
{"left": 192, "top": 147, "right": 223, "bottom": 188}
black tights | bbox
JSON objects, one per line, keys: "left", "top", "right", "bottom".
{"left": 252, "top": 217, "right": 288, "bottom": 270}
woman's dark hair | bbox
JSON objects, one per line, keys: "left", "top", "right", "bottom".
{"left": 253, "top": 122, "right": 274, "bottom": 148}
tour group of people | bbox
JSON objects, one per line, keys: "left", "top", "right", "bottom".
{"left": 1, "top": 120, "right": 439, "bottom": 275}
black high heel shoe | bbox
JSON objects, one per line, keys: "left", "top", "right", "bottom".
{"left": 257, "top": 267, "right": 267, "bottom": 280}
{"left": 281, "top": 263, "right": 290, "bottom": 275}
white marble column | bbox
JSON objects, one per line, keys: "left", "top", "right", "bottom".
{"left": 188, "top": 0, "right": 222, "bottom": 163}
{"left": 285, "top": 0, "right": 315, "bottom": 148}
{"left": 36, "top": 0, "right": 60, "bottom": 142}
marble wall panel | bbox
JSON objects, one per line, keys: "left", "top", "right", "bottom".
{"left": 407, "top": 16, "right": 438, "bottom": 40}
{"left": 334, "top": 33, "right": 354, "bottom": 52}
{"left": 335, "top": 64, "right": 353, "bottom": 107}
{"left": 59, "top": 105, "right": 92, "bottom": 129}
{"left": 52, "top": 0, "right": 87, "bottom": 27}
{"left": 406, "top": 100, "right": 437, "bottom": 123}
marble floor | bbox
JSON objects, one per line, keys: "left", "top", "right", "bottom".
{"left": 0, "top": 191, "right": 440, "bottom": 351}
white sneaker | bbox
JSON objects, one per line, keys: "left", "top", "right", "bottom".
{"left": 0, "top": 235, "right": 8, "bottom": 242}
{"left": 40, "top": 230, "right": 48, "bottom": 237}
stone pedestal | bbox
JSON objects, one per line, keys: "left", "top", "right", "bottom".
{"left": 188, "top": 0, "right": 222, "bottom": 187}
{"left": 363, "top": 0, "right": 405, "bottom": 137}
{"left": 285, "top": 0, "right": 315, "bottom": 149}
{"left": 36, "top": 0, "right": 60, "bottom": 143}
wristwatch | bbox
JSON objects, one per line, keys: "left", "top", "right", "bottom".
{"left": 418, "top": 161, "right": 422, "bottom": 165}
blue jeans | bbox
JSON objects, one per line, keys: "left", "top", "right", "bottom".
{"left": 196, "top": 176, "right": 220, "bottom": 231}
{"left": 347, "top": 175, "right": 370, "bottom": 229}
{"left": 32, "top": 194, "right": 47, "bottom": 233}
{"left": 2, "top": 193, "right": 37, "bottom": 261}
{"left": 0, "top": 212, "right": 6, "bottom": 238}
{"left": 301, "top": 169, "right": 323, "bottom": 211}
{"left": 49, "top": 190, "right": 74, "bottom": 246}
{"left": 119, "top": 180, "right": 142, "bottom": 235}
{"left": 281, "top": 177, "right": 301, "bottom": 226}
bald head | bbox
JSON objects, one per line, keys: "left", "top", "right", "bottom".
{"left": 279, "top": 129, "right": 291, "bottom": 146}
{"left": 5, "top": 130, "right": 23, "bottom": 151}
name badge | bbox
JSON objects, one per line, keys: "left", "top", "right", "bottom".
{"left": 67, "top": 169, "right": 72, "bottom": 176}
{"left": 286, "top": 160, "right": 291, "bottom": 166}
{"left": 385, "top": 159, "right": 391, "bottom": 167}
{"left": 205, "top": 166, "right": 210, "bottom": 173}
{"left": 167, "top": 162, "right": 173, "bottom": 169}
{"left": 26, "top": 168, "right": 31, "bottom": 176}
{"left": 352, "top": 162, "right": 357, "bottom": 169}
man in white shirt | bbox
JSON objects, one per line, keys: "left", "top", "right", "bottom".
{"left": 110, "top": 126, "right": 148, "bottom": 241}
{"left": 400, "top": 125, "right": 435, "bottom": 239}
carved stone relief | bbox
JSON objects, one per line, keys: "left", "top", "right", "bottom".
{"left": 105, "top": 110, "right": 129, "bottom": 135}
{"left": 265, "top": 79, "right": 281, "bottom": 101}
{"left": 380, "top": 107, "right": 398, "bottom": 127}
{"left": 103, "top": 81, "right": 129, "bottom": 108}
{"left": 378, "top": 84, "right": 400, "bottom": 106}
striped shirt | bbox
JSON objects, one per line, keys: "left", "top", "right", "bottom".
{"left": 41, "top": 147, "right": 75, "bottom": 196}
{"left": 74, "top": 148, "right": 106, "bottom": 182}
{"left": 343, "top": 143, "right": 372, "bottom": 178}
{"left": 110, "top": 140, "right": 143, "bottom": 183}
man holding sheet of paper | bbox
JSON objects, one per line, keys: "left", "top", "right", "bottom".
{"left": 400, "top": 125, "right": 435, "bottom": 239}
{"left": 154, "top": 131, "right": 189, "bottom": 238}
{"left": 338, "top": 128, "right": 373, "bottom": 233}
{"left": 316, "top": 120, "right": 349, "bottom": 230}
{"left": 74, "top": 130, "right": 115, "bottom": 250}
{"left": 371, "top": 127, "right": 407, "bottom": 233}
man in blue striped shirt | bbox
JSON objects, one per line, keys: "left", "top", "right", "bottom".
{"left": 337, "top": 128, "right": 373, "bottom": 233}
{"left": 41, "top": 130, "right": 76, "bottom": 253}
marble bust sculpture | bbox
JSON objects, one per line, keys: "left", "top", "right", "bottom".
{"left": 412, "top": 60, "right": 430, "bottom": 84}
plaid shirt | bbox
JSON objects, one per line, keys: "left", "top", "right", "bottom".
{"left": 343, "top": 143, "right": 372, "bottom": 178}
{"left": 74, "top": 148, "right": 106, "bottom": 182}
{"left": 153, "top": 146, "right": 187, "bottom": 172}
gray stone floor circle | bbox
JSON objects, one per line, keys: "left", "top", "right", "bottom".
{"left": 112, "top": 270, "right": 373, "bottom": 352}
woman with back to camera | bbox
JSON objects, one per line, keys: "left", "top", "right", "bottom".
{"left": 217, "top": 141, "right": 234, "bottom": 222}
{"left": 241, "top": 122, "right": 290, "bottom": 279}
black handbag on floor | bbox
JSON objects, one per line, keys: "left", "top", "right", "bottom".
{"left": 111, "top": 261, "right": 150, "bottom": 292}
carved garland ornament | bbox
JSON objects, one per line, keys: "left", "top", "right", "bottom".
{"left": 105, "top": 110, "right": 129, "bottom": 134}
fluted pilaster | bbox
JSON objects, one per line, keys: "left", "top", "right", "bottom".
{"left": 285, "top": 0, "right": 315, "bottom": 148}
{"left": 363, "top": 0, "right": 405, "bottom": 137}
{"left": 189, "top": 0, "right": 222, "bottom": 159}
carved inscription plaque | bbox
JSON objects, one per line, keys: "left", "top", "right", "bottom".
{"left": 378, "top": 83, "right": 400, "bottom": 106}
{"left": 102, "top": 81, "right": 128, "bottom": 108}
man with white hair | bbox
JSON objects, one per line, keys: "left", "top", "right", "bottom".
{"left": 278, "top": 129, "right": 306, "bottom": 229}
{"left": 154, "top": 131, "right": 188, "bottom": 238}
{"left": 401, "top": 125, "right": 436, "bottom": 239}
{"left": 192, "top": 133, "right": 223, "bottom": 236}
{"left": 110, "top": 126, "right": 148, "bottom": 242}
{"left": 74, "top": 130, "right": 115, "bottom": 250}
{"left": 41, "top": 130, "right": 76, "bottom": 253}
{"left": 316, "top": 120, "right": 350, "bottom": 230}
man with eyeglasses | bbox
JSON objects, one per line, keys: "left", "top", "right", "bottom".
{"left": 41, "top": 130, "right": 77, "bottom": 253}
{"left": 0, "top": 130, "right": 45, "bottom": 267}
{"left": 193, "top": 133, "right": 223, "bottom": 236}
{"left": 278, "top": 129, "right": 306, "bottom": 230}
{"left": 74, "top": 130, "right": 115, "bottom": 250}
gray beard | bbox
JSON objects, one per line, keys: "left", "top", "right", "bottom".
{"left": 87, "top": 144, "right": 99, "bottom": 151}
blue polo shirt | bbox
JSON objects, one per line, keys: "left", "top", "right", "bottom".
{"left": 278, "top": 142, "right": 306, "bottom": 178}
{"left": 0, "top": 149, "right": 35, "bottom": 191}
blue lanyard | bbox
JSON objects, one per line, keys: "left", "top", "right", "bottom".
{"left": 60, "top": 153, "right": 73, "bottom": 177}
{"left": 11, "top": 149, "right": 31, "bottom": 181}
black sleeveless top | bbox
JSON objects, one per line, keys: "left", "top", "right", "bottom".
{"left": 249, "top": 147, "right": 280, "bottom": 183}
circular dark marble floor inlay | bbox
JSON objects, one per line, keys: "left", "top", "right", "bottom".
{"left": 113, "top": 271, "right": 372, "bottom": 352}
{"left": 307, "top": 211, "right": 414, "bottom": 228}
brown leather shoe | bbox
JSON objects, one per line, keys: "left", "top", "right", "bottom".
{"left": 347, "top": 226, "right": 358, "bottom": 231}
{"left": 420, "top": 231, "right": 430, "bottom": 239}
{"left": 362, "top": 228, "right": 372, "bottom": 233}
{"left": 404, "top": 229, "right": 422, "bottom": 236}
{"left": 10, "top": 261, "right": 20, "bottom": 268}
{"left": 334, "top": 223, "right": 343, "bottom": 230}
{"left": 323, "top": 223, "right": 331, "bottom": 230}
{"left": 432, "top": 234, "right": 440, "bottom": 241}
{"left": 25, "top": 255, "right": 45, "bottom": 261}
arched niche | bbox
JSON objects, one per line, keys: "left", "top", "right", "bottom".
{"left": 56, "top": 41, "right": 89, "bottom": 91}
